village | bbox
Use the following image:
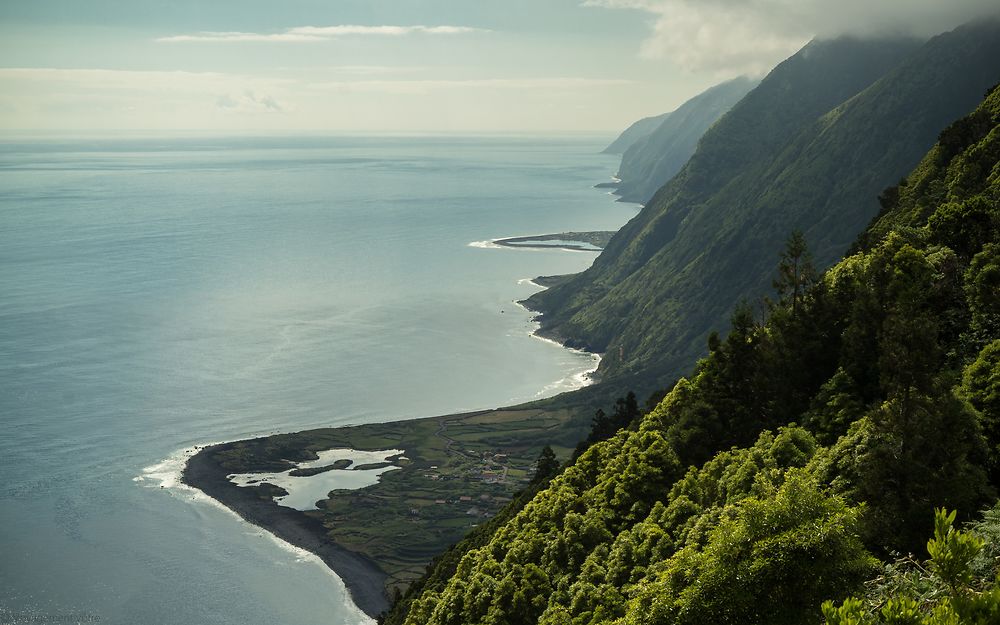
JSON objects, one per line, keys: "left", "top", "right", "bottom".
{"left": 409, "top": 450, "right": 521, "bottom": 520}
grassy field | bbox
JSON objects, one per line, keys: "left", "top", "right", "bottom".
{"left": 210, "top": 405, "right": 590, "bottom": 594}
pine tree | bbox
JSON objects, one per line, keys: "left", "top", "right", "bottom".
{"left": 532, "top": 446, "right": 559, "bottom": 484}
{"left": 773, "top": 229, "right": 818, "bottom": 317}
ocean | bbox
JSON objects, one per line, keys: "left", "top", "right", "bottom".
{"left": 0, "top": 135, "right": 633, "bottom": 624}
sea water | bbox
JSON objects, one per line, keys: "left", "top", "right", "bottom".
{"left": 0, "top": 135, "right": 632, "bottom": 624}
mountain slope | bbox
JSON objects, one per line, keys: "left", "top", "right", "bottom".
{"left": 602, "top": 111, "right": 673, "bottom": 155}
{"left": 526, "top": 21, "right": 1000, "bottom": 394}
{"left": 389, "top": 77, "right": 1000, "bottom": 625}
{"left": 612, "top": 76, "right": 759, "bottom": 204}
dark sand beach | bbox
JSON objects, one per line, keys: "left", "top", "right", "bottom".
{"left": 183, "top": 443, "right": 390, "bottom": 618}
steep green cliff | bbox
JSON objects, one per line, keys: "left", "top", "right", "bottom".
{"left": 526, "top": 21, "right": 1000, "bottom": 398}
{"left": 385, "top": 72, "right": 1000, "bottom": 625}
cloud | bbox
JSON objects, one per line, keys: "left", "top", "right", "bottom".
{"left": 0, "top": 68, "right": 291, "bottom": 126}
{"left": 216, "top": 91, "right": 284, "bottom": 113}
{"left": 0, "top": 67, "right": 238, "bottom": 87}
{"left": 333, "top": 65, "right": 421, "bottom": 75}
{"left": 157, "top": 25, "right": 486, "bottom": 43}
{"left": 157, "top": 31, "right": 323, "bottom": 43}
{"left": 288, "top": 25, "right": 483, "bottom": 36}
{"left": 583, "top": 0, "right": 1000, "bottom": 74}
{"left": 0, "top": 67, "right": 639, "bottom": 132}
{"left": 307, "top": 77, "right": 632, "bottom": 95}
{"left": 0, "top": 69, "right": 625, "bottom": 93}
{"left": 0, "top": 67, "right": 293, "bottom": 92}
{"left": 0, "top": 68, "right": 623, "bottom": 127}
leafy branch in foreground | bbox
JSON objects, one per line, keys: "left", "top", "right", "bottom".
{"left": 822, "top": 507, "right": 1000, "bottom": 625}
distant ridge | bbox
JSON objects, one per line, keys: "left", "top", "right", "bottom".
{"left": 612, "top": 76, "right": 759, "bottom": 204}
{"left": 527, "top": 21, "right": 1000, "bottom": 394}
{"left": 602, "top": 111, "right": 672, "bottom": 155}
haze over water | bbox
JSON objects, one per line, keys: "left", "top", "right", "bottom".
{"left": 0, "top": 136, "right": 632, "bottom": 624}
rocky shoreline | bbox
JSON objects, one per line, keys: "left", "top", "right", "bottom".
{"left": 182, "top": 442, "right": 390, "bottom": 619}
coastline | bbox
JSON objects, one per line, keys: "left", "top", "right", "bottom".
{"left": 177, "top": 314, "right": 604, "bottom": 620}
{"left": 176, "top": 240, "right": 608, "bottom": 620}
{"left": 469, "top": 230, "right": 615, "bottom": 253}
{"left": 515, "top": 298, "right": 603, "bottom": 392}
{"left": 182, "top": 442, "right": 390, "bottom": 618}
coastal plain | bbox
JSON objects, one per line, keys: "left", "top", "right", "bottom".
{"left": 184, "top": 403, "right": 592, "bottom": 614}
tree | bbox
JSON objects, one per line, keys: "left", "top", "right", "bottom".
{"left": 574, "top": 392, "right": 645, "bottom": 460}
{"left": 773, "top": 229, "right": 818, "bottom": 317}
{"left": 624, "top": 471, "right": 876, "bottom": 625}
{"left": 965, "top": 244, "right": 1000, "bottom": 348}
{"left": 964, "top": 339, "right": 1000, "bottom": 481}
{"left": 810, "top": 387, "right": 990, "bottom": 553}
{"left": 532, "top": 446, "right": 559, "bottom": 484}
{"left": 822, "top": 509, "right": 1000, "bottom": 625}
{"left": 878, "top": 244, "right": 939, "bottom": 419}
{"left": 927, "top": 197, "right": 995, "bottom": 259}
{"left": 803, "top": 368, "right": 867, "bottom": 444}
{"left": 702, "top": 301, "right": 767, "bottom": 446}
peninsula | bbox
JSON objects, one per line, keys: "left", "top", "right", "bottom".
{"left": 181, "top": 404, "right": 594, "bottom": 617}
{"left": 490, "top": 230, "right": 615, "bottom": 252}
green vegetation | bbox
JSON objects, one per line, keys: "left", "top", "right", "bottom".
{"left": 209, "top": 406, "right": 594, "bottom": 595}
{"left": 394, "top": 426, "right": 879, "bottom": 625}
{"left": 384, "top": 79, "right": 1000, "bottom": 625}
{"left": 531, "top": 447, "right": 560, "bottom": 484}
{"left": 822, "top": 507, "right": 1000, "bottom": 624}
{"left": 288, "top": 458, "right": 353, "bottom": 476}
{"left": 493, "top": 231, "right": 616, "bottom": 252}
{"left": 526, "top": 23, "right": 1000, "bottom": 400}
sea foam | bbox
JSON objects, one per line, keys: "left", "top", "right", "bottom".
{"left": 468, "top": 237, "right": 594, "bottom": 253}
{"left": 138, "top": 443, "right": 376, "bottom": 624}
{"left": 507, "top": 298, "right": 602, "bottom": 395}
{"left": 467, "top": 239, "right": 502, "bottom": 249}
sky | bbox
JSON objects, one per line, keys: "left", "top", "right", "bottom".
{"left": 1, "top": 0, "right": 997, "bottom": 134}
